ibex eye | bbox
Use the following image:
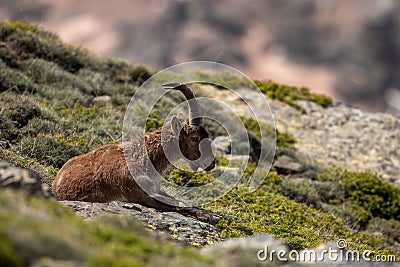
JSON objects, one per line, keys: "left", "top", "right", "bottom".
{"left": 191, "top": 137, "right": 199, "bottom": 142}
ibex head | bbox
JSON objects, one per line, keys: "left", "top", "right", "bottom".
{"left": 163, "top": 83, "right": 215, "bottom": 171}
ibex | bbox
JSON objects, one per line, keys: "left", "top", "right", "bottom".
{"left": 52, "top": 83, "right": 218, "bottom": 222}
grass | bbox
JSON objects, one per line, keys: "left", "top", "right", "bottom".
{"left": 0, "top": 189, "right": 211, "bottom": 266}
{"left": 1, "top": 20, "right": 399, "bottom": 263}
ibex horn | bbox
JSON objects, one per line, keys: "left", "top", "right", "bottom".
{"left": 163, "top": 82, "right": 203, "bottom": 126}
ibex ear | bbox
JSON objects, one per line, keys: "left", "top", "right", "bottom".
{"left": 177, "top": 112, "right": 186, "bottom": 120}
{"left": 171, "top": 116, "right": 182, "bottom": 137}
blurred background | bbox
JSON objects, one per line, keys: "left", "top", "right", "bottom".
{"left": 1, "top": 0, "right": 399, "bottom": 115}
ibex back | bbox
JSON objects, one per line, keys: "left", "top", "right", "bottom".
{"left": 52, "top": 83, "right": 218, "bottom": 222}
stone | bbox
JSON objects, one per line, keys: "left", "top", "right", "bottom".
{"left": 213, "top": 136, "right": 231, "bottom": 153}
{"left": 0, "top": 162, "right": 53, "bottom": 198}
{"left": 60, "top": 200, "right": 222, "bottom": 246}
{"left": 273, "top": 155, "right": 302, "bottom": 174}
{"left": 92, "top": 95, "right": 111, "bottom": 104}
{"left": 202, "top": 234, "right": 289, "bottom": 266}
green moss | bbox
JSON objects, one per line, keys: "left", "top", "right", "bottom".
{"left": 0, "top": 189, "right": 212, "bottom": 266}
{"left": 167, "top": 166, "right": 216, "bottom": 187}
{"left": 205, "top": 172, "right": 395, "bottom": 256}
{"left": 318, "top": 169, "right": 400, "bottom": 221}
{"left": 0, "top": 233, "right": 24, "bottom": 267}
{"left": 145, "top": 111, "right": 165, "bottom": 132}
{"left": 276, "top": 131, "right": 296, "bottom": 150}
{"left": 215, "top": 154, "right": 230, "bottom": 167}
{"left": 277, "top": 167, "right": 400, "bottom": 221}
{"left": 1, "top": 20, "right": 151, "bottom": 84}
{"left": 0, "top": 92, "right": 51, "bottom": 142}
{"left": 274, "top": 167, "right": 400, "bottom": 252}
{"left": 2, "top": 24, "right": 86, "bottom": 73}
{"left": 92, "top": 58, "right": 152, "bottom": 85}
{"left": 54, "top": 104, "right": 99, "bottom": 122}
{"left": 0, "top": 43, "right": 19, "bottom": 67}
{"left": 4, "top": 20, "right": 40, "bottom": 34}
{"left": 254, "top": 80, "right": 332, "bottom": 111}
{"left": 195, "top": 72, "right": 254, "bottom": 89}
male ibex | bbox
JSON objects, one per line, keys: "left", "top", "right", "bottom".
{"left": 52, "top": 83, "right": 218, "bottom": 222}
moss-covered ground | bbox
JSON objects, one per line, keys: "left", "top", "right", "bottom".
{"left": 0, "top": 189, "right": 211, "bottom": 266}
{"left": 206, "top": 169, "right": 400, "bottom": 256}
{"left": 1, "top": 20, "right": 399, "bottom": 264}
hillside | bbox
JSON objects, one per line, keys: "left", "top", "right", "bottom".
{"left": 1, "top": 21, "right": 400, "bottom": 266}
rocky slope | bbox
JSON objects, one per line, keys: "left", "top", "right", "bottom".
{"left": 205, "top": 86, "right": 400, "bottom": 185}
{"left": 1, "top": 21, "right": 400, "bottom": 266}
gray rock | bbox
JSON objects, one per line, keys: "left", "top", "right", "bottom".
{"left": 213, "top": 136, "right": 231, "bottom": 154}
{"left": 273, "top": 155, "right": 302, "bottom": 174}
{"left": 298, "top": 241, "right": 400, "bottom": 266}
{"left": 92, "top": 95, "right": 111, "bottom": 104}
{"left": 209, "top": 85, "right": 400, "bottom": 185}
{"left": 0, "top": 162, "right": 52, "bottom": 198}
{"left": 202, "top": 234, "right": 290, "bottom": 266}
{"left": 60, "top": 200, "right": 222, "bottom": 246}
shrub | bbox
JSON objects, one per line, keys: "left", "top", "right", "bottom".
{"left": 278, "top": 168, "right": 400, "bottom": 232}
{"left": 19, "top": 134, "right": 91, "bottom": 168}
{"left": 0, "top": 60, "right": 36, "bottom": 93}
{"left": 0, "top": 92, "right": 49, "bottom": 141}
{"left": 367, "top": 218, "right": 400, "bottom": 253}
{"left": 318, "top": 169, "right": 400, "bottom": 221}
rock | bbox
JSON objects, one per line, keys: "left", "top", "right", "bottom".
{"left": 213, "top": 136, "right": 231, "bottom": 153}
{"left": 292, "top": 169, "right": 319, "bottom": 180}
{"left": 227, "top": 154, "right": 251, "bottom": 162}
{"left": 92, "top": 95, "right": 111, "bottom": 104}
{"left": 0, "top": 162, "right": 53, "bottom": 198}
{"left": 283, "top": 102, "right": 400, "bottom": 184}
{"left": 210, "top": 85, "right": 400, "bottom": 185}
{"left": 122, "top": 203, "right": 143, "bottom": 211}
{"left": 273, "top": 155, "right": 302, "bottom": 174}
{"left": 60, "top": 200, "right": 222, "bottom": 246}
{"left": 299, "top": 241, "right": 400, "bottom": 266}
{"left": 202, "top": 234, "right": 290, "bottom": 266}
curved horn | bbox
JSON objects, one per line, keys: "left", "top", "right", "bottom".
{"left": 163, "top": 82, "right": 203, "bottom": 126}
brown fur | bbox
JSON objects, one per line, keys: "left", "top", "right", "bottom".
{"left": 52, "top": 119, "right": 216, "bottom": 218}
